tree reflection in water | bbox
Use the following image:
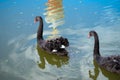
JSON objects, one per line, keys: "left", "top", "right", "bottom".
{"left": 89, "top": 60, "right": 120, "bottom": 80}
{"left": 36, "top": 45, "right": 69, "bottom": 69}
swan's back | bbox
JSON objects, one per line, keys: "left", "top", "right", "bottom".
{"left": 45, "top": 37, "right": 69, "bottom": 52}
{"left": 97, "top": 55, "right": 120, "bottom": 74}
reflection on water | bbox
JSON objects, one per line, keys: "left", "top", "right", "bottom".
{"left": 89, "top": 60, "right": 120, "bottom": 80}
{"left": 44, "top": 0, "right": 64, "bottom": 39}
{"left": 89, "top": 60, "right": 99, "bottom": 80}
{"left": 44, "top": 0, "right": 64, "bottom": 28}
{"left": 37, "top": 45, "right": 69, "bottom": 69}
{"left": 47, "top": 28, "right": 60, "bottom": 39}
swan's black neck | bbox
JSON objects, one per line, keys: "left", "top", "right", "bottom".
{"left": 93, "top": 32, "right": 101, "bottom": 57}
{"left": 37, "top": 18, "right": 43, "bottom": 40}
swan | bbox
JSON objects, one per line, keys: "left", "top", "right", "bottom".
{"left": 89, "top": 30, "right": 120, "bottom": 74}
{"left": 34, "top": 16, "right": 69, "bottom": 56}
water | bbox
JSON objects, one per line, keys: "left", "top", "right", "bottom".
{"left": 0, "top": 0, "right": 120, "bottom": 80}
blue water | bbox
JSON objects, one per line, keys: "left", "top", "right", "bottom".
{"left": 0, "top": 0, "right": 120, "bottom": 80}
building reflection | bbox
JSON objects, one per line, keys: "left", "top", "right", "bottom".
{"left": 36, "top": 45, "right": 69, "bottom": 69}
{"left": 44, "top": 0, "right": 64, "bottom": 39}
{"left": 89, "top": 60, "right": 120, "bottom": 80}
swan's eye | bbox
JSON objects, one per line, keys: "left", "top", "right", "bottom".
{"left": 90, "top": 33, "right": 92, "bottom": 36}
{"left": 89, "top": 32, "right": 94, "bottom": 36}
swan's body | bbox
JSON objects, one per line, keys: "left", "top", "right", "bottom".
{"left": 34, "top": 16, "right": 69, "bottom": 56}
{"left": 89, "top": 31, "right": 120, "bottom": 74}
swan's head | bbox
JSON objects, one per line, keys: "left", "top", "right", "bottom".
{"left": 88, "top": 30, "right": 97, "bottom": 38}
{"left": 34, "top": 16, "right": 42, "bottom": 23}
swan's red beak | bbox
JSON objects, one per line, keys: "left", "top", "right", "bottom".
{"left": 88, "top": 33, "right": 90, "bottom": 38}
{"left": 34, "top": 19, "right": 37, "bottom": 23}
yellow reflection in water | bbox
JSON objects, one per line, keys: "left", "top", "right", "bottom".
{"left": 44, "top": 0, "right": 64, "bottom": 39}
{"left": 89, "top": 60, "right": 120, "bottom": 80}
{"left": 48, "top": 28, "right": 60, "bottom": 39}
{"left": 36, "top": 45, "right": 69, "bottom": 69}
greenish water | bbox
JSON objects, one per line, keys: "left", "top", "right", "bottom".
{"left": 0, "top": 0, "right": 120, "bottom": 80}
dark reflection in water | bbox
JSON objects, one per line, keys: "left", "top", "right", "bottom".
{"left": 44, "top": 0, "right": 64, "bottom": 38}
{"left": 89, "top": 60, "right": 120, "bottom": 80}
{"left": 36, "top": 45, "right": 69, "bottom": 69}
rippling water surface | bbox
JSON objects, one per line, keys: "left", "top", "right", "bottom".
{"left": 0, "top": 0, "right": 120, "bottom": 80}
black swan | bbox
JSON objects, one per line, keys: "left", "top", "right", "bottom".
{"left": 34, "top": 16, "right": 69, "bottom": 56}
{"left": 89, "top": 30, "right": 120, "bottom": 74}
